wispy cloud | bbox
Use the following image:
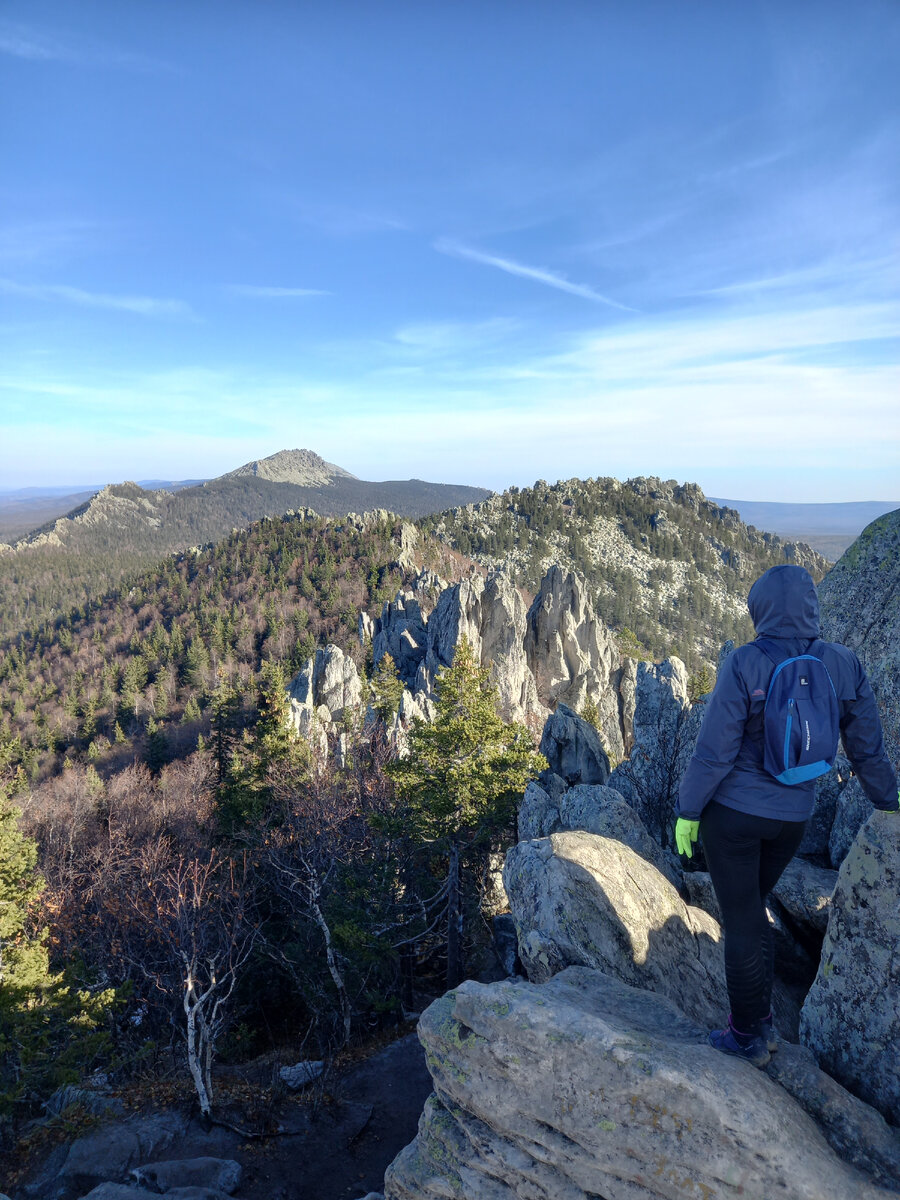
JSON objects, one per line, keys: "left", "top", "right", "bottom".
{"left": 227, "top": 285, "right": 330, "bottom": 299}
{"left": 0, "top": 220, "right": 101, "bottom": 266}
{"left": 434, "top": 239, "right": 636, "bottom": 311}
{"left": 0, "top": 279, "right": 194, "bottom": 319}
{"left": 393, "top": 317, "right": 520, "bottom": 355}
{"left": 0, "top": 20, "right": 174, "bottom": 71}
{"left": 0, "top": 25, "right": 67, "bottom": 61}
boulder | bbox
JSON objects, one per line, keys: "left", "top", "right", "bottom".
{"left": 279, "top": 1060, "right": 324, "bottom": 1089}
{"left": 385, "top": 967, "right": 897, "bottom": 1200}
{"left": 828, "top": 775, "right": 873, "bottom": 867}
{"left": 771, "top": 858, "right": 837, "bottom": 935}
{"left": 505, "top": 831, "right": 725, "bottom": 1029}
{"left": 538, "top": 704, "right": 610, "bottom": 787}
{"left": 55, "top": 1112, "right": 189, "bottom": 1195}
{"left": 131, "top": 1158, "right": 241, "bottom": 1194}
{"left": 504, "top": 830, "right": 798, "bottom": 1038}
{"left": 800, "top": 810, "right": 900, "bottom": 1122}
{"left": 517, "top": 777, "right": 559, "bottom": 841}
{"left": 44, "top": 1084, "right": 125, "bottom": 1119}
{"left": 766, "top": 1041, "right": 900, "bottom": 1189}
{"left": 515, "top": 783, "right": 682, "bottom": 889}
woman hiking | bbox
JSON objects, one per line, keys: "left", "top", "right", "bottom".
{"left": 675, "top": 563, "right": 899, "bottom": 1066}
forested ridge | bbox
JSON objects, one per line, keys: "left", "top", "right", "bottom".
{"left": 0, "top": 471, "right": 489, "bottom": 642}
{"left": 0, "top": 510, "right": 420, "bottom": 789}
{"left": 420, "top": 474, "right": 829, "bottom": 667}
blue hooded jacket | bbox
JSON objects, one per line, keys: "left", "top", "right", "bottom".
{"left": 677, "top": 564, "right": 898, "bottom": 822}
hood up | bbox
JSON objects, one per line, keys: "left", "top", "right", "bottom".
{"left": 747, "top": 564, "right": 820, "bottom": 639}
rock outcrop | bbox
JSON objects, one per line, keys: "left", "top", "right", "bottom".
{"left": 800, "top": 810, "right": 900, "bottom": 1123}
{"left": 286, "top": 643, "right": 363, "bottom": 759}
{"left": 386, "top": 968, "right": 899, "bottom": 1200}
{"left": 828, "top": 775, "right": 875, "bottom": 868}
{"left": 607, "top": 656, "right": 692, "bottom": 845}
{"left": 771, "top": 858, "right": 837, "bottom": 936}
{"left": 524, "top": 566, "right": 626, "bottom": 757}
{"left": 819, "top": 507, "right": 900, "bottom": 764}
{"left": 295, "top": 564, "right": 640, "bottom": 763}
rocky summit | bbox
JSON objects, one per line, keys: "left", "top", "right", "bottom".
{"left": 222, "top": 446, "right": 358, "bottom": 485}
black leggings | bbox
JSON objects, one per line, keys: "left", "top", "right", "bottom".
{"left": 699, "top": 801, "right": 807, "bottom": 1032}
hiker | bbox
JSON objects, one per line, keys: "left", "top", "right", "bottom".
{"left": 674, "top": 563, "right": 899, "bottom": 1067}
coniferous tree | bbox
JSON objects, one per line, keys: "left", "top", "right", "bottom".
{"left": 0, "top": 778, "right": 114, "bottom": 1118}
{"left": 388, "top": 638, "right": 545, "bottom": 986}
{"left": 369, "top": 652, "right": 404, "bottom": 723}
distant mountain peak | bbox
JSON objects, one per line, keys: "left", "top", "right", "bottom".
{"left": 223, "top": 448, "right": 357, "bottom": 487}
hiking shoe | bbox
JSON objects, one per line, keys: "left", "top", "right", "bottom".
{"left": 760, "top": 1011, "right": 778, "bottom": 1053}
{"left": 708, "top": 1015, "right": 771, "bottom": 1068}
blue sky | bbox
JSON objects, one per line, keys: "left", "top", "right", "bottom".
{"left": 1, "top": 1, "right": 898, "bottom": 500}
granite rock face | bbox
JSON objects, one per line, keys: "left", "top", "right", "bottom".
{"left": 524, "top": 565, "right": 626, "bottom": 758}
{"left": 819, "top": 507, "right": 900, "bottom": 765}
{"left": 538, "top": 703, "right": 610, "bottom": 787}
{"left": 385, "top": 968, "right": 898, "bottom": 1200}
{"left": 828, "top": 775, "right": 875, "bottom": 868}
{"left": 607, "top": 656, "right": 691, "bottom": 845}
{"left": 287, "top": 643, "right": 362, "bottom": 724}
{"left": 800, "top": 810, "right": 900, "bottom": 1123}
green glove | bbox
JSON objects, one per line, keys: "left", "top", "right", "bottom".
{"left": 675, "top": 818, "right": 700, "bottom": 858}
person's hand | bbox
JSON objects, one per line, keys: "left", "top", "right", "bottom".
{"left": 675, "top": 818, "right": 700, "bottom": 858}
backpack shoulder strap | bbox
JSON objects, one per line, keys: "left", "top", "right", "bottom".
{"left": 754, "top": 637, "right": 787, "bottom": 668}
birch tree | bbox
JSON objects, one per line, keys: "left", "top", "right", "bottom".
{"left": 132, "top": 848, "right": 258, "bottom": 1119}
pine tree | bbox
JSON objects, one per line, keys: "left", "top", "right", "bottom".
{"left": 388, "top": 638, "right": 545, "bottom": 986}
{"left": 369, "top": 652, "right": 404, "bottom": 722}
{"left": 0, "top": 781, "right": 115, "bottom": 1117}
{"left": 688, "top": 663, "right": 714, "bottom": 703}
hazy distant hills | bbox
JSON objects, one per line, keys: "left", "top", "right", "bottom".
{"left": 0, "top": 449, "right": 490, "bottom": 640}
{"left": 709, "top": 498, "right": 900, "bottom": 561}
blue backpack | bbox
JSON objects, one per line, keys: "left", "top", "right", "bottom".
{"left": 756, "top": 639, "right": 840, "bottom": 785}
